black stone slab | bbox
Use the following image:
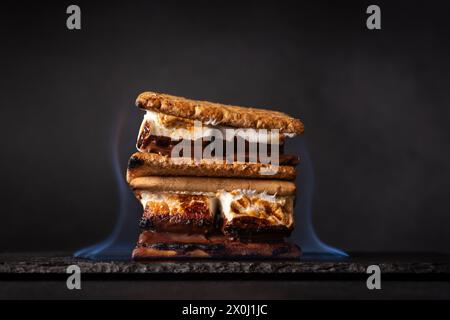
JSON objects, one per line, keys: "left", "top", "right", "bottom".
{"left": 1, "top": 252, "right": 449, "bottom": 276}
{"left": 1, "top": 253, "right": 450, "bottom": 299}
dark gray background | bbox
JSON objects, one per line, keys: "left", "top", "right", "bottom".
{"left": 1, "top": 0, "right": 449, "bottom": 254}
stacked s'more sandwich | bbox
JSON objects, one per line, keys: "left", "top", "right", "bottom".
{"left": 126, "top": 91, "right": 304, "bottom": 259}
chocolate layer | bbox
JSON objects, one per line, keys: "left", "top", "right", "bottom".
{"left": 132, "top": 230, "right": 301, "bottom": 259}
{"left": 137, "top": 131, "right": 299, "bottom": 166}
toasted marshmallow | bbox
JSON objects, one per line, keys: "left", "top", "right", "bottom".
{"left": 136, "top": 189, "right": 294, "bottom": 233}
{"left": 217, "top": 189, "right": 294, "bottom": 229}
{"left": 137, "top": 191, "right": 218, "bottom": 233}
{"left": 139, "top": 191, "right": 217, "bottom": 212}
{"left": 139, "top": 110, "right": 293, "bottom": 143}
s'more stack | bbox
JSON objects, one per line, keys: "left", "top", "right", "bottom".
{"left": 126, "top": 91, "right": 304, "bottom": 259}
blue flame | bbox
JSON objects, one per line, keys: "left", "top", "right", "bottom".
{"left": 74, "top": 108, "right": 140, "bottom": 260}
{"left": 290, "top": 137, "right": 348, "bottom": 258}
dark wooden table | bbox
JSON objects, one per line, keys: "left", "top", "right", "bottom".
{"left": 1, "top": 252, "right": 449, "bottom": 299}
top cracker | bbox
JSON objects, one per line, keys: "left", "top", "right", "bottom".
{"left": 136, "top": 91, "right": 304, "bottom": 134}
